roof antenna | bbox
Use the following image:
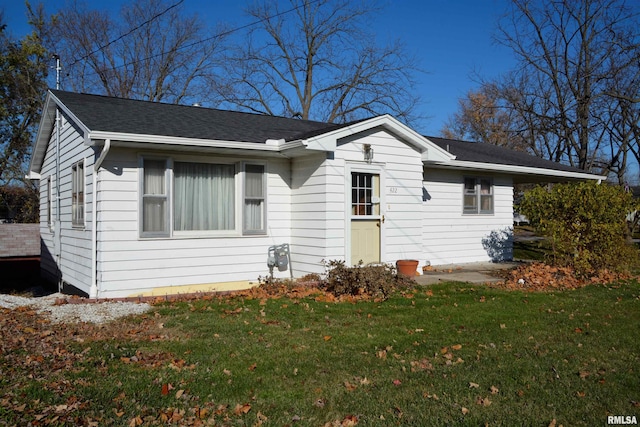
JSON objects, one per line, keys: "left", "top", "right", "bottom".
{"left": 52, "top": 54, "right": 61, "bottom": 90}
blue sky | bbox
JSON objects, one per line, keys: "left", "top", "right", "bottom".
{"left": 1, "top": 0, "right": 515, "bottom": 136}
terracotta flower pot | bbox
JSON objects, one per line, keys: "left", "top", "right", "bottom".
{"left": 396, "top": 259, "right": 419, "bottom": 277}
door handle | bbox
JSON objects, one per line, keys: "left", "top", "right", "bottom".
{"left": 381, "top": 215, "right": 385, "bottom": 223}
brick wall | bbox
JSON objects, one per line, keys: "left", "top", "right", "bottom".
{"left": 0, "top": 224, "right": 40, "bottom": 258}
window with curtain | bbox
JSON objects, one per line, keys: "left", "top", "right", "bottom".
{"left": 142, "top": 159, "right": 168, "bottom": 236}
{"left": 463, "top": 177, "right": 494, "bottom": 215}
{"left": 243, "top": 164, "right": 266, "bottom": 234}
{"left": 140, "top": 157, "right": 266, "bottom": 237}
{"left": 174, "top": 162, "right": 235, "bottom": 231}
{"left": 72, "top": 160, "right": 85, "bottom": 227}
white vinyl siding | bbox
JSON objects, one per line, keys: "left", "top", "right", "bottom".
{"left": 94, "top": 150, "right": 290, "bottom": 298}
{"left": 290, "top": 129, "right": 424, "bottom": 274}
{"left": 423, "top": 169, "right": 513, "bottom": 265}
{"left": 38, "top": 110, "right": 94, "bottom": 293}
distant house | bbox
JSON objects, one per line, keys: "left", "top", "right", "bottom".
{"left": 27, "top": 90, "right": 605, "bottom": 299}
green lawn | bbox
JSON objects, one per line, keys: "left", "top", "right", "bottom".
{"left": 1, "top": 281, "right": 639, "bottom": 426}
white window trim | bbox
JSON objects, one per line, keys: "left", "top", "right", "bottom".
{"left": 139, "top": 157, "right": 170, "bottom": 238}
{"left": 139, "top": 155, "right": 268, "bottom": 238}
{"left": 72, "top": 160, "right": 86, "bottom": 228}
{"left": 45, "top": 176, "right": 52, "bottom": 230}
{"left": 463, "top": 176, "right": 494, "bottom": 215}
{"left": 242, "top": 162, "right": 267, "bottom": 235}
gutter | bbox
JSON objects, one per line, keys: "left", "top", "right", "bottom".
{"left": 89, "top": 138, "right": 111, "bottom": 299}
{"left": 425, "top": 159, "right": 607, "bottom": 182}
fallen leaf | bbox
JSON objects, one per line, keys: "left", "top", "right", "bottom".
{"left": 314, "top": 398, "right": 326, "bottom": 408}
{"left": 161, "top": 384, "right": 169, "bottom": 395}
{"left": 344, "top": 381, "right": 357, "bottom": 391}
{"left": 548, "top": 419, "right": 557, "bottom": 427}
{"left": 490, "top": 385, "right": 499, "bottom": 394}
{"left": 392, "top": 379, "right": 402, "bottom": 386}
{"left": 233, "top": 403, "right": 251, "bottom": 415}
{"left": 175, "top": 389, "right": 184, "bottom": 399}
{"left": 461, "top": 407, "right": 469, "bottom": 415}
{"left": 476, "top": 396, "right": 492, "bottom": 407}
{"left": 324, "top": 335, "right": 332, "bottom": 341}
{"left": 223, "top": 369, "right": 232, "bottom": 376}
{"left": 469, "top": 382, "right": 480, "bottom": 389}
{"left": 451, "top": 344, "right": 462, "bottom": 351}
{"left": 248, "top": 363, "right": 257, "bottom": 371}
{"left": 341, "top": 414, "right": 358, "bottom": 426}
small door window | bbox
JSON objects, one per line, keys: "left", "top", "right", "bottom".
{"left": 351, "top": 172, "right": 379, "bottom": 216}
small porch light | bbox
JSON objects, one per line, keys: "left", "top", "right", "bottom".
{"left": 363, "top": 144, "right": 374, "bottom": 163}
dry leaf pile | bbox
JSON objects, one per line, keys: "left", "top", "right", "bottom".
{"left": 498, "top": 262, "right": 633, "bottom": 291}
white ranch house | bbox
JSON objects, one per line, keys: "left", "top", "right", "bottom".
{"left": 28, "top": 90, "right": 604, "bottom": 299}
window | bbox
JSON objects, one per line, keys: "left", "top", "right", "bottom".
{"left": 174, "top": 162, "right": 235, "bottom": 232}
{"left": 44, "top": 177, "right": 52, "bottom": 227}
{"left": 72, "top": 161, "right": 85, "bottom": 226}
{"left": 140, "top": 157, "right": 267, "bottom": 237}
{"left": 351, "top": 172, "right": 379, "bottom": 216}
{"left": 243, "top": 164, "right": 266, "bottom": 234}
{"left": 463, "top": 177, "right": 493, "bottom": 214}
{"left": 141, "top": 159, "right": 169, "bottom": 236}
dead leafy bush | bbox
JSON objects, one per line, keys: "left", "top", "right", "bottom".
{"left": 499, "top": 262, "right": 633, "bottom": 291}
{"left": 320, "top": 260, "right": 411, "bottom": 300}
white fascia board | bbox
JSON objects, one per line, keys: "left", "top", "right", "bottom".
{"left": 302, "top": 115, "right": 456, "bottom": 161}
{"left": 30, "top": 91, "right": 92, "bottom": 174}
{"left": 427, "top": 160, "right": 607, "bottom": 181}
{"left": 86, "top": 131, "right": 282, "bottom": 153}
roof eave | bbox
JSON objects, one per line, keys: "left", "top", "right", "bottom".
{"left": 303, "top": 116, "right": 456, "bottom": 161}
{"left": 426, "top": 160, "right": 607, "bottom": 182}
{"left": 29, "top": 90, "right": 92, "bottom": 175}
{"left": 87, "top": 131, "right": 281, "bottom": 151}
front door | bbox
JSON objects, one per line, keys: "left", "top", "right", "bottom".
{"left": 350, "top": 172, "right": 381, "bottom": 265}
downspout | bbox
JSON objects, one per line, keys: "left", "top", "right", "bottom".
{"left": 53, "top": 57, "right": 62, "bottom": 292}
{"left": 55, "top": 107, "right": 62, "bottom": 292}
{"left": 90, "top": 138, "right": 111, "bottom": 299}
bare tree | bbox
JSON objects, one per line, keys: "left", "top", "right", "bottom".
{"left": 491, "top": 0, "right": 640, "bottom": 175}
{"left": 217, "top": 0, "right": 422, "bottom": 124}
{"left": 48, "top": 0, "right": 227, "bottom": 104}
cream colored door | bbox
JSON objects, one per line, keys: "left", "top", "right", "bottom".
{"left": 350, "top": 172, "right": 381, "bottom": 265}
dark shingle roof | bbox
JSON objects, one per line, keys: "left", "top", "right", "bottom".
{"left": 49, "top": 91, "right": 600, "bottom": 178}
{"left": 426, "top": 136, "right": 591, "bottom": 175}
{"left": 52, "top": 90, "right": 339, "bottom": 143}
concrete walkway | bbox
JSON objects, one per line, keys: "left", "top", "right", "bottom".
{"left": 414, "top": 261, "right": 522, "bottom": 285}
